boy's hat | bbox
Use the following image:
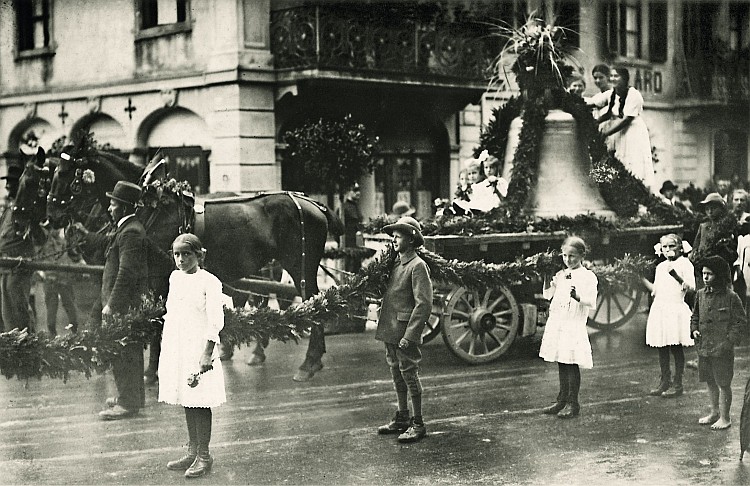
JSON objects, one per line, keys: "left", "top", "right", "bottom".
{"left": 659, "top": 180, "right": 678, "bottom": 194}
{"left": 106, "top": 181, "right": 142, "bottom": 207}
{"left": 391, "top": 200, "right": 416, "bottom": 217}
{"left": 701, "top": 255, "right": 730, "bottom": 285}
{"left": 383, "top": 216, "right": 424, "bottom": 247}
{"left": 699, "top": 193, "right": 726, "bottom": 207}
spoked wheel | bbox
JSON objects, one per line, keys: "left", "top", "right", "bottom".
{"left": 422, "top": 305, "right": 443, "bottom": 344}
{"left": 587, "top": 286, "right": 642, "bottom": 330}
{"left": 441, "top": 284, "right": 520, "bottom": 364}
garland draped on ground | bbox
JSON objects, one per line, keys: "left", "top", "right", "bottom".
{"left": 0, "top": 247, "right": 653, "bottom": 382}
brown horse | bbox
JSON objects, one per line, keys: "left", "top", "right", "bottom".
{"left": 40, "top": 146, "right": 343, "bottom": 381}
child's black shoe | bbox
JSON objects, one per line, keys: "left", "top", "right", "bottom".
{"left": 557, "top": 403, "right": 580, "bottom": 419}
{"left": 541, "top": 402, "right": 566, "bottom": 415}
{"left": 377, "top": 410, "right": 410, "bottom": 435}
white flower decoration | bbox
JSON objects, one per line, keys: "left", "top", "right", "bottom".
{"left": 82, "top": 169, "right": 95, "bottom": 184}
{"left": 477, "top": 150, "right": 490, "bottom": 163}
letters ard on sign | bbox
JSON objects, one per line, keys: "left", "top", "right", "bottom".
{"left": 632, "top": 68, "right": 663, "bottom": 94}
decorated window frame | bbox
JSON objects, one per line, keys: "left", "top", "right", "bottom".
{"left": 134, "top": 0, "right": 192, "bottom": 41}
{"left": 14, "top": 0, "right": 56, "bottom": 60}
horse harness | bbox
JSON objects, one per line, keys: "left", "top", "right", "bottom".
{"left": 193, "top": 191, "right": 312, "bottom": 300}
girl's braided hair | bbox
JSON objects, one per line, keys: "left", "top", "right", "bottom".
{"left": 607, "top": 66, "right": 631, "bottom": 119}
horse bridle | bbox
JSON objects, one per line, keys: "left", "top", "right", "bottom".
{"left": 13, "top": 164, "right": 51, "bottom": 229}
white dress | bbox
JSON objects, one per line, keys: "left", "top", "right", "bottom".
{"left": 646, "top": 257, "right": 695, "bottom": 347}
{"left": 539, "top": 267, "right": 598, "bottom": 369}
{"left": 468, "top": 176, "right": 508, "bottom": 212}
{"left": 158, "top": 269, "right": 226, "bottom": 408}
{"left": 608, "top": 87, "right": 656, "bottom": 191}
{"left": 588, "top": 89, "right": 615, "bottom": 152}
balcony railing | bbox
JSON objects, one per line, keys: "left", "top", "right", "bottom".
{"left": 678, "top": 57, "right": 750, "bottom": 101}
{"left": 270, "top": 6, "right": 496, "bottom": 82}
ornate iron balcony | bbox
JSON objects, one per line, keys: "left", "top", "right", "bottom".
{"left": 270, "top": 5, "right": 496, "bottom": 82}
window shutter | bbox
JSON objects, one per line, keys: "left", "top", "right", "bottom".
{"left": 16, "top": 1, "right": 34, "bottom": 50}
{"left": 649, "top": 1, "right": 667, "bottom": 63}
{"left": 619, "top": 3, "right": 627, "bottom": 55}
{"left": 606, "top": 2, "right": 618, "bottom": 55}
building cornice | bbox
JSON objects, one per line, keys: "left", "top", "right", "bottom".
{"left": 0, "top": 67, "right": 276, "bottom": 107}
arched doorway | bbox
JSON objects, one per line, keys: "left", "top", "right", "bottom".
{"left": 137, "top": 108, "right": 212, "bottom": 194}
{"left": 70, "top": 114, "right": 127, "bottom": 154}
{"left": 373, "top": 114, "right": 448, "bottom": 219}
{"left": 8, "top": 118, "right": 56, "bottom": 154}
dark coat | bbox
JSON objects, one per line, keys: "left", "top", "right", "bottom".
{"left": 690, "top": 287, "right": 746, "bottom": 358}
{"left": 86, "top": 216, "right": 149, "bottom": 313}
{"left": 376, "top": 250, "right": 433, "bottom": 345}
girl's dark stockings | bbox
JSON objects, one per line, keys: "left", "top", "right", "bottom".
{"left": 557, "top": 363, "right": 581, "bottom": 405}
{"left": 185, "top": 407, "right": 212, "bottom": 448}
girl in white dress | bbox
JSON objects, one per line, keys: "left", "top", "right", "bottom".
{"left": 596, "top": 66, "right": 656, "bottom": 192}
{"left": 159, "top": 233, "right": 226, "bottom": 478}
{"left": 642, "top": 234, "right": 695, "bottom": 398}
{"left": 539, "top": 237, "right": 598, "bottom": 419}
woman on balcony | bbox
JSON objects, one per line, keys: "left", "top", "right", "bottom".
{"left": 595, "top": 66, "right": 656, "bottom": 192}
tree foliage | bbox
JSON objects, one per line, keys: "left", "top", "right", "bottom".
{"left": 282, "top": 115, "right": 379, "bottom": 195}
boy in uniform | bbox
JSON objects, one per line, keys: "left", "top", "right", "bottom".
{"left": 691, "top": 255, "right": 746, "bottom": 430}
{"left": 376, "top": 216, "right": 433, "bottom": 443}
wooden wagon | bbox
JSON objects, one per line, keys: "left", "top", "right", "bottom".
{"left": 365, "top": 224, "right": 681, "bottom": 364}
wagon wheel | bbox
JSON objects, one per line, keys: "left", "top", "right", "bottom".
{"left": 422, "top": 293, "right": 448, "bottom": 344}
{"left": 441, "top": 284, "right": 520, "bottom": 364}
{"left": 586, "top": 285, "right": 642, "bottom": 330}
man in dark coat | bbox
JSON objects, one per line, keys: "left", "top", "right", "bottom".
{"left": 340, "top": 183, "right": 362, "bottom": 273}
{"left": 0, "top": 163, "right": 35, "bottom": 332}
{"left": 76, "top": 181, "right": 149, "bottom": 420}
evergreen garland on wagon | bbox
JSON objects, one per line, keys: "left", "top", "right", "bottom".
{"left": 0, "top": 247, "right": 653, "bottom": 382}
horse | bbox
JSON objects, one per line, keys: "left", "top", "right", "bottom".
{"left": 41, "top": 145, "right": 343, "bottom": 381}
{"left": 13, "top": 146, "right": 52, "bottom": 238}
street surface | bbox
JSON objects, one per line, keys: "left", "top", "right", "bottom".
{"left": 2, "top": 311, "right": 750, "bottom": 485}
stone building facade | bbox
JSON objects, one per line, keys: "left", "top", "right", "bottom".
{"left": 0, "top": 0, "right": 748, "bottom": 219}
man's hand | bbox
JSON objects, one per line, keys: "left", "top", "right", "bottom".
{"left": 692, "top": 330, "right": 701, "bottom": 340}
{"left": 398, "top": 338, "right": 410, "bottom": 350}
{"left": 102, "top": 305, "right": 112, "bottom": 317}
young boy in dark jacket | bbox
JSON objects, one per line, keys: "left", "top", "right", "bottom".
{"left": 690, "top": 255, "right": 746, "bottom": 430}
{"left": 376, "top": 216, "right": 433, "bottom": 443}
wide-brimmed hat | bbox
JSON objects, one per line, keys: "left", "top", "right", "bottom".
{"left": 383, "top": 216, "right": 424, "bottom": 247}
{"left": 106, "top": 181, "right": 142, "bottom": 207}
{"left": 1, "top": 165, "right": 23, "bottom": 181}
{"left": 699, "top": 192, "right": 726, "bottom": 207}
{"left": 392, "top": 200, "right": 415, "bottom": 217}
{"left": 659, "top": 180, "right": 678, "bottom": 194}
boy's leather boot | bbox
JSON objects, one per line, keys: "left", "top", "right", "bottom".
{"left": 377, "top": 410, "right": 410, "bottom": 435}
{"left": 185, "top": 445, "right": 212, "bottom": 478}
{"left": 167, "top": 443, "right": 197, "bottom": 471}
{"left": 398, "top": 417, "right": 427, "bottom": 443}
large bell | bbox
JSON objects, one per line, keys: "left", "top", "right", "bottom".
{"left": 502, "top": 110, "right": 614, "bottom": 219}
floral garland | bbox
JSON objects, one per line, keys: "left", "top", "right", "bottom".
{"left": 141, "top": 178, "right": 193, "bottom": 209}
{"left": 0, "top": 246, "right": 653, "bottom": 381}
